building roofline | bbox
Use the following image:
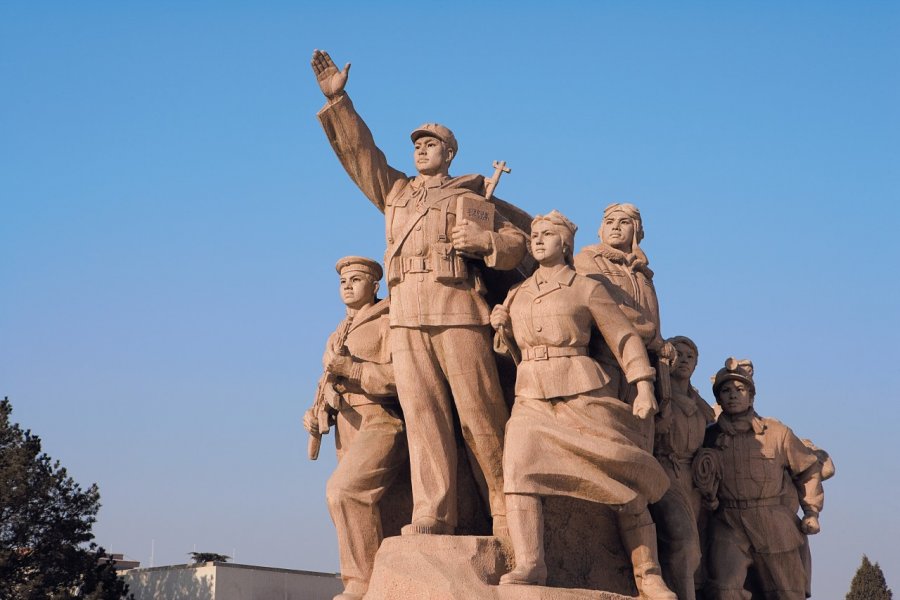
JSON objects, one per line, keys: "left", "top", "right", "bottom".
{"left": 122, "top": 562, "right": 340, "bottom": 578}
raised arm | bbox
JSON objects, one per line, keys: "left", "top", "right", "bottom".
{"left": 312, "top": 49, "right": 407, "bottom": 212}
{"left": 311, "top": 49, "right": 350, "bottom": 100}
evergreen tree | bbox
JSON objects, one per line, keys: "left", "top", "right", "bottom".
{"left": 0, "top": 397, "right": 131, "bottom": 599}
{"left": 847, "top": 554, "right": 893, "bottom": 600}
{"left": 188, "top": 552, "right": 230, "bottom": 564}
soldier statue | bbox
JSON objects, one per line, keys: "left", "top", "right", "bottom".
{"left": 311, "top": 50, "right": 527, "bottom": 537}
{"left": 303, "top": 256, "right": 408, "bottom": 600}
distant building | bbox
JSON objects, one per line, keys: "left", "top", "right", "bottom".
{"left": 99, "top": 553, "right": 141, "bottom": 571}
{"left": 121, "top": 562, "right": 342, "bottom": 600}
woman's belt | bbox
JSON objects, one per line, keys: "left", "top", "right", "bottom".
{"left": 520, "top": 345, "right": 588, "bottom": 362}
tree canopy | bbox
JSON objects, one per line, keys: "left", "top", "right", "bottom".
{"left": 0, "top": 397, "right": 131, "bottom": 599}
{"left": 188, "top": 551, "right": 231, "bottom": 564}
{"left": 847, "top": 554, "right": 893, "bottom": 600}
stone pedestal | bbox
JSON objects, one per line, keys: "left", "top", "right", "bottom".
{"left": 364, "top": 536, "right": 635, "bottom": 600}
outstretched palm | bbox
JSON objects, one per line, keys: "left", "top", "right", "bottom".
{"left": 311, "top": 49, "right": 350, "bottom": 99}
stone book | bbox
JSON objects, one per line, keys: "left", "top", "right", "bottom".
{"left": 457, "top": 195, "right": 495, "bottom": 231}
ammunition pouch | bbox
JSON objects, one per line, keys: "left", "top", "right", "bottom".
{"left": 430, "top": 242, "right": 467, "bottom": 283}
{"left": 386, "top": 244, "right": 469, "bottom": 285}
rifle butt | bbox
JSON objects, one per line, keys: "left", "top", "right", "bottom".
{"left": 308, "top": 433, "right": 322, "bottom": 460}
{"left": 657, "top": 357, "right": 672, "bottom": 402}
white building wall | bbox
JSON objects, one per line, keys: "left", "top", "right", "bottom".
{"left": 122, "top": 563, "right": 342, "bottom": 600}
{"left": 215, "top": 563, "right": 342, "bottom": 600}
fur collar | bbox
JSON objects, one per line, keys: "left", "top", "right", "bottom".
{"left": 591, "top": 243, "right": 654, "bottom": 279}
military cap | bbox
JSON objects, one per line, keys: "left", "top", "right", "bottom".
{"left": 410, "top": 123, "right": 458, "bottom": 155}
{"left": 335, "top": 256, "right": 383, "bottom": 281}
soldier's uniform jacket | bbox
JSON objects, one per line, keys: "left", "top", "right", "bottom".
{"left": 501, "top": 265, "right": 655, "bottom": 399}
{"left": 575, "top": 242, "right": 662, "bottom": 351}
{"left": 318, "top": 94, "right": 527, "bottom": 328}
{"left": 704, "top": 412, "right": 824, "bottom": 554}
{"left": 324, "top": 299, "right": 395, "bottom": 407}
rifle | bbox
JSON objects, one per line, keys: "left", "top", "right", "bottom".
{"left": 307, "top": 316, "right": 354, "bottom": 460}
{"left": 483, "top": 160, "right": 511, "bottom": 201}
{"left": 656, "top": 354, "right": 673, "bottom": 405}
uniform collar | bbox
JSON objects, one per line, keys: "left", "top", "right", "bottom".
{"left": 348, "top": 298, "right": 390, "bottom": 331}
{"left": 530, "top": 265, "right": 576, "bottom": 296}
{"left": 717, "top": 410, "right": 766, "bottom": 436}
{"left": 409, "top": 173, "right": 484, "bottom": 192}
{"left": 411, "top": 174, "right": 450, "bottom": 190}
{"left": 671, "top": 390, "right": 699, "bottom": 417}
{"left": 671, "top": 386, "right": 716, "bottom": 423}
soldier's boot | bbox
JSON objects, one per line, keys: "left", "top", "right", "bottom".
{"left": 492, "top": 513, "right": 511, "bottom": 549}
{"left": 499, "top": 494, "right": 547, "bottom": 586}
{"left": 400, "top": 517, "right": 454, "bottom": 535}
{"left": 620, "top": 520, "right": 677, "bottom": 600}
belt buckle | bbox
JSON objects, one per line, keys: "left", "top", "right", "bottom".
{"left": 533, "top": 345, "right": 548, "bottom": 361}
{"left": 405, "top": 257, "right": 427, "bottom": 273}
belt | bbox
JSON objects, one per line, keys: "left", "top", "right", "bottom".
{"left": 521, "top": 345, "right": 588, "bottom": 362}
{"left": 721, "top": 496, "right": 782, "bottom": 509}
{"left": 401, "top": 256, "right": 432, "bottom": 274}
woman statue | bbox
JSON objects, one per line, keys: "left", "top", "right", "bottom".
{"left": 490, "top": 210, "right": 675, "bottom": 599}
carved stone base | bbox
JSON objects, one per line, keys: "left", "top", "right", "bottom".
{"left": 363, "top": 535, "right": 635, "bottom": 600}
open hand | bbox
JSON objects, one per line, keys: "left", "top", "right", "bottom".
{"left": 311, "top": 49, "right": 350, "bottom": 99}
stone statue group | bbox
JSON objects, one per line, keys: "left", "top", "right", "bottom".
{"left": 304, "top": 50, "right": 833, "bottom": 600}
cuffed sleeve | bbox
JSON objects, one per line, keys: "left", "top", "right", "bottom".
{"left": 482, "top": 220, "right": 527, "bottom": 270}
{"left": 785, "top": 429, "right": 824, "bottom": 515}
{"left": 317, "top": 93, "right": 407, "bottom": 212}
{"left": 358, "top": 361, "right": 396, "bottom": 397}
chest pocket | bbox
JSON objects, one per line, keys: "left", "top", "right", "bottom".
{"left": 387, "top": 193, "right": 410, "bottom": 209}
{"left": 748, "top": 444, "right": 777, "bottom": 486}
{"left": 385, "top": 189, "right": 412, "bottom": 244}
{"left": 427, "top": 200, "right": 453, "bottom": 242}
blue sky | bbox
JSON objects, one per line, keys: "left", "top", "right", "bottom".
{"left": 2, "top": 2, "right": 898, "bottom": 597}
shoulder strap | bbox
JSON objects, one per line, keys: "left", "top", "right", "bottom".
{"left": 384, "top": 188, "right": 469, "bottom": 261}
